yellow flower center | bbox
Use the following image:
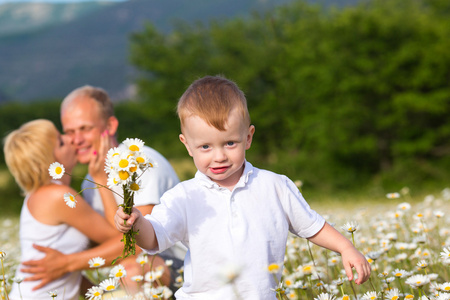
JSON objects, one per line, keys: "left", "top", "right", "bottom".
{"left": 93, "top": 263, "right": 100, "bottom": 267}
{"left": 343, "top": 296, "right": 349, "bottom": 300}
{"left": 445, "top": 287, "right": 450, "bottom": 291}
{"left": 119, "top": 171, "right": 129, "bottom": 180}
{"left": 55, "top": 166, "right": 62, "bottom": 174}
{"left": 116, "top": 271, "right": 123, "bottom": 277}
{"left": 136, "top": 156, "right": 145, "bottom": 164}
{"left": 268, "top": 264, "right": 279, "bottom": 272}
{"left": 395, "top": 273, "right": 402, "bottom": 277}
{"left": 119, "top": 159, "right": 129, "bottom": 168}
{"left": 130, "top": 183, "right": 140, "bottom": 191}
{"left": 106, "top": 285, "right": 115, "bottom": 291}
{"left": 130, "top": 166, "right": 138, "bottom": 173}
{"left": 70, "top": 195, "right": 75, "bottom": 202}
{"left": 417, "top": 213, "right": 423, "bottom": 217}
{"left": 129, "top": 145, "right": 140, "bottom": 151}
{"left": 392, "top": 296, "right": 399, "bottom": 300}
{"left": 94, "top": 292, "right": 101, "bottom": 296}
{"left": 405, "top": 295, "right": 414, "bottom": 299}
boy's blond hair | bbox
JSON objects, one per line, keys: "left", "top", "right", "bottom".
{"left": 61, "top": 85, "right": 114, "bottom": 121}
{"left": 3, "top": 119, "right": 58, "bottom": 194}
{"left": 177, "top": 75, "right": 251, "bottom": 131}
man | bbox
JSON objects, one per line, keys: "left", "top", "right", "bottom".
{"left": 21, "top": 85, "right": 185, "bottom": 293}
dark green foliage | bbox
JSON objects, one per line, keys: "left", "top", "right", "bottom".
{"left": 128, "top": 0, "right": 450, "bottom": 191}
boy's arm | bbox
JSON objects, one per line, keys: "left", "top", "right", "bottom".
{"left": 307, "top": 222, "right": 371, "bottom": 284}
{"left": 115, "top": 206, "right": 158, "bottom": 251}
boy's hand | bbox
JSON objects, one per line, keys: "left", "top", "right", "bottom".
{"left": 114, "top": 206, "right": 142, "bottom": 233}
{"left": 341, "top": 246, "right": 371, "bottom": 284}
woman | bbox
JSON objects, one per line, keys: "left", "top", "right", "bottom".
{"left": 4, "top": 119, "right": 118, "bottom": 300}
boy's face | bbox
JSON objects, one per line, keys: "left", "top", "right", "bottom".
{"left": 179, "top": 109, "right": 255, "bottom": 190}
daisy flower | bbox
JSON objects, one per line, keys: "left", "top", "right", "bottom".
{"left": 434, "top": 210, "right": 445, "bottom": 218}
{"left": 406, "top": 274, "right": 430, "bottom": 288}
{"left": 99, "top": 278, "right": 119, "bottom": 292}
{"left": 361, "top": 291, "right": 379, "bottom": 300}
{"left": 397, "top": 202, "right": 411, "bottom": 211}
{"left": 165, "top": 259, "right": 173, "bottom": 267}
{"left": 145, "top": 268, "right": 164, "bottom": 282}
{"left": 48, "top": 290, "right": 58, "bottom": 298}
{"left": 110, "top": 264, "right": 127, "bottom": 279}
{"left": 416, "top": 260, "right": 428, "bottom": 269}
{"left": 136, "top": 253, "right": 148, "bottom": 265}
{"left": 63, "top": 193, "right": 77, "bottom": 208}
{"left": 440, "top": 282, "right": 450, "bottom": 292}
{"left": 131, "top": 275, "right": 144, "bottom": 282}
{"left": 123, "top": 138, "right": 144, "bottom": 152}
{"left": 385, "top": 288, "right": 400, "bottom": 300}
{"left": 267, "top": 263, "right": 281, "bottom": 274}
{"left": 85, "top": 286, "right": 104, "bottom": 300}
{"left": 441, "top": 247, "right": 450, "bottom": 260}
{"left": 12, "top": 276, "right": 24, "bottom": 284}
{"left": 386, "top": 193, "right": 400, "bottom": 199}
{"left": 88, "top": 257, "right": 105, "bottom": 268}
{"left": 217, "top": 262, "right": 243, "bottom": 284}
{"left": 128, "top": 180, "right": 143, "bottom": 194}
{"left": 0, "top": 250, "right": 5, "bottom": 260}
{"left": 392, "top": 268, "right": 408, "bottom": 278}
{"left": 48, "top": 162, "right": 65, "bottom": 179}
{"left": 314, "top": 292, "right": 336, "bottom": 300}
{"left": 341, "top": 221, "right": 359, "bottom": 233}
{"left": 115, "top": 151, "right": 135, "bottom": 173}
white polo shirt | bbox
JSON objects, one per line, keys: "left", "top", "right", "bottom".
{"left": 145, "top": 161, "right": 325, "bottom": 299}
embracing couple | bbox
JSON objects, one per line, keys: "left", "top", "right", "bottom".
{"left": 4, "top": 86, "right": 185, "bottom": 300}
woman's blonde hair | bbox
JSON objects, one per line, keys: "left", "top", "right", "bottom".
{"left": 3, "top": 119, "right": 58, "bottom": 194}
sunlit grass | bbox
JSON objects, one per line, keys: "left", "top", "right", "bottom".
{"left": 1, "top": 185, "right": 449, "bottom": 299}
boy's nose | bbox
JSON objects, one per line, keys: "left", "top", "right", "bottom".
{"left": 213, "top": 149, "right": 227, "bottom": 162}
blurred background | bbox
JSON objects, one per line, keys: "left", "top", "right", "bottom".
{"left": 0, "top": 0, "right": 449, "bottom": 215}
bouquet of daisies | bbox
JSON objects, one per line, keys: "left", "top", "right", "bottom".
{"left": 49, "top": 138, "right": 154, "bottom": 263}
{"left": 106, "top": 138, "right": 154, "bottom": 262}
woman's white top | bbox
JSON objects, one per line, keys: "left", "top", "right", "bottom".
{"left": 9, "top": 189, "right": 90, "bottom": 300}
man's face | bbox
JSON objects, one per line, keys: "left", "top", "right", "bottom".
{"left": 61, "top": 96, "right": 107, "bottom": 164}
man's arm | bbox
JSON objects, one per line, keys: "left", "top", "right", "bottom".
{"left": 21, "top": 233, "right": 123, "bottom": 290}
{"left": 21, "top": 203, "right": 156, "bottom": 290}
{"left": 307, "top": 222, "right": 371, "bottom": 284}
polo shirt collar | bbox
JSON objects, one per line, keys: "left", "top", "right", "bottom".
{"left": 195, "top": 160, "right": 254, "bottom": 190}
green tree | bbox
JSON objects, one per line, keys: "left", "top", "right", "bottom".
{"left": 129, "top": 0, "right": 450, "bottom": 191}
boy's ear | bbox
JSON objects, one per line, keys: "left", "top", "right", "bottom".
{"left": 179, "top": 134, "right": 193, "bottom": 157}
{"left": 245, "top": 125, "right": 255, "bottom": 150}
{"left": 106, "top": 116, "right": 119, "bottom": 136}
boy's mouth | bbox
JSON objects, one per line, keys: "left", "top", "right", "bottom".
{"left": 210, "top": 166, "right": 229, "bottom": 174}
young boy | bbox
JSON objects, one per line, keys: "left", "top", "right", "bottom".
{"left": 115, "top": 75, "right": 371, "bottom": 299}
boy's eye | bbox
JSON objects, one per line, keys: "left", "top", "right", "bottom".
{"left": 201, "top": 145, "right": 209, "bottom": 150}
{"left": 227, "top": 141, "right": 235, "bottom": 146}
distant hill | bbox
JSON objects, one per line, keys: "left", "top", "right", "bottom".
{"left": 0, "top": 2, "right": 115, "bottom": 37}
{"left": 0, "top": 0, "right": 357, "bottom": 103}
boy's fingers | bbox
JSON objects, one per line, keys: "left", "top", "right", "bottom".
{"left": 344, "top": 263, "right": 353, "bottom": 281}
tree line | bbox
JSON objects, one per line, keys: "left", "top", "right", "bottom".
{"left": 1, "top": 0, "right": 449, "bottom": 201}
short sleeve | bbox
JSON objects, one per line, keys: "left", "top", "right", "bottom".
{"left": 141, "top": 185, "right": 187, "bottom": 254}
{"left": 281, "top": 176, "right": 325, "bottom": 238}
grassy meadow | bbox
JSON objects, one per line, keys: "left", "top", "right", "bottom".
{"left": 1, "top": 158, "right": 449, "bottom": 300}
